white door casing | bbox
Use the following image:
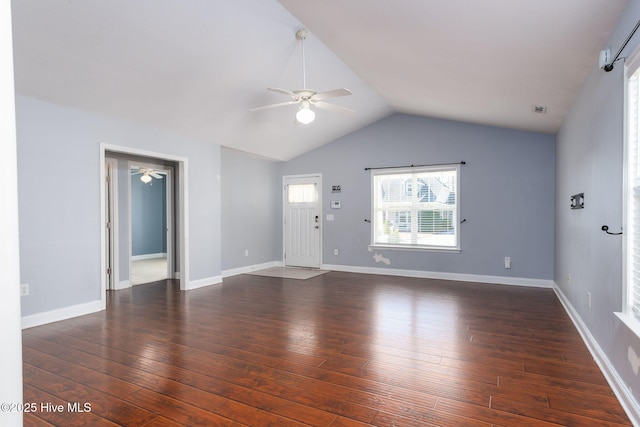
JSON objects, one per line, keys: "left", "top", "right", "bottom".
{"left": 283, "top": 175, "right": 322, "bottom": 268}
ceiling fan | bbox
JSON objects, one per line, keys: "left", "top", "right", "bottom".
{"left": 132, "top": 167, "right": 164, "bottom": 184}
{"left": 250, "top": 28, "right": 354, "bottom": 124}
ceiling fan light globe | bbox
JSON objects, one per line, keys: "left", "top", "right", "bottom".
{"left": 140, "top": 174, "right": 152, "bottom": 184}
{"left": 296, "top": 107, "right": 315, "bottom": 124}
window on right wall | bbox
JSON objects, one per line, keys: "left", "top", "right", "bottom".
{"left": 621, "top": 47, "right": 640, "bottom": 336}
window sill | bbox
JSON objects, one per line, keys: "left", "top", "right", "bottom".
{"left": 369, "top": 244, "right": 461, "bottom": 253}
{"left": 614, "top": 312, "right": 640, "bottom": 339}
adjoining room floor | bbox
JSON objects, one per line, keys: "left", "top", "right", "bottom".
{"left": 22, "top": 272, "right": 631, "bottom": 426}
{"left": 131, "top": 256, "right": 168, "bottom": 285}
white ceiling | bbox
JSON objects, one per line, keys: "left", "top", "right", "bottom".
{"left": 11, "top": 0, "right": 627, "bottom": 161}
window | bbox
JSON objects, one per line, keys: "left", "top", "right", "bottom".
{"left": 624, "top": 51, "right": 640, "bottom": 330}
{"left": 287, "top": 183, "right": 317, "bottom": 203}
{"left": 371, "top": 165, "right": 460, "bottom": 251}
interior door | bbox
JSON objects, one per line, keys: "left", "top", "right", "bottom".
{"left": 105, "top": 159, "right": 116, "bottom": 290}
{"left": 284, "top": 175, "right": 321, "bottom": 268}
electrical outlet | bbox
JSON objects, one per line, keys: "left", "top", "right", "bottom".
{"left": 504, "top": 257, "right": 511, "bottom": 269}
{"left": 20, "top": 283, "right": 29, "bottom": 296}
{"left": 334, "top": 248, "right": 339, "bottom": 256}
{"left": 244, "top": 249, "right": 249, "bottom": 257}
{"left": 587, "top": 292, "right": 592, "bottom": 309}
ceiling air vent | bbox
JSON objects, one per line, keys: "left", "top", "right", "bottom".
{"left": 532, "top": 105, "right": 547, "bottom": 114}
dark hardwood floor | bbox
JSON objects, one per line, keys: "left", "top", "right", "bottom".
{"left": 22, "top": 272, "right": 631, "bottom": 426}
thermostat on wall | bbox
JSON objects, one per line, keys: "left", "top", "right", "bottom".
{"left": 331, "top": 201, "right": 341, "bottom": 209}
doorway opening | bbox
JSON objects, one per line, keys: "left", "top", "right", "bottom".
{"left": 101, "top": 144, "right": 189, "bottom": 309}
{"left": 130, "top": 161, "right": 174, "bottom": 285}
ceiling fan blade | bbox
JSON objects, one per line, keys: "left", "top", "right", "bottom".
{"left": 249, "top": 100, "right": 299, "bottom": 112}
{"left": 313, "top": 101, "right": 355, "bottom": 114}
{"left": 131, "top": 172, "right": 143, "bottom": 176}
{"left": 312, "top": 88, "right": 352, "bottom": 101}
{"left": 150, "top": 173, "right": 163, "bottom": 179}
{"left": 267, "top": 88, "right": 300, "bottom": 99}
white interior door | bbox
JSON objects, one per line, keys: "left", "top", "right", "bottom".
{"left": 284, "top": 175, "right": 321, "bottom": 268}
{"left": 105, "top": 158, "right": 116, "bottom": 290}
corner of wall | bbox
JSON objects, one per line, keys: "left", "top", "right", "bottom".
{"left": 552, "top": 282, "right": 640, "bottom": 426}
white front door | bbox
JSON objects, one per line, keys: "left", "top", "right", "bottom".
{"left": 284, "top": 175, "right": 321, "bottom": 268}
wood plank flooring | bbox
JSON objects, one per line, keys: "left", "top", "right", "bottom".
{"left": 22, "top": 272, "right": 632, "bottom": 426}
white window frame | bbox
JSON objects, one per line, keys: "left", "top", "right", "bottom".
{"left": 370, "top": 165, "right": 460, "bottom": 252}
{"left": 618, "top": 45, "right": 640, "bottom": 337}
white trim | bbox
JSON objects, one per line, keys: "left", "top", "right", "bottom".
{"left": 322, "top": 264, "right": 553, "bottom": 288}
{"left": 554, "top": 283, "right": 640, "bottom": 426}
{"left": 369, "top": 244, "right": 461, "bottom": 253}
{"left": 624, "top": 52, "right": 634, "bottom": 320}
{"left": 0, "top": 2, "right": 24, "bottom": 420}
{"left": 179, "top": 158, "right": 190, "bottom": 290}
{"left": 21, "top": 300, "right": 102, "bottom": 330}
{"left": 99, "top": 149, "right": 108, "bottom": 309}
{"left": 131, "top": 253, "right": 167, "bottom": 261}
{"left": 616, "top": 312, "right": 640, "bottom": 342}
{"left": 222, "top": 261, "right": 284, "bottom": 278}
{"left": 187, "top": 275, "right": 223, "bottom": 290}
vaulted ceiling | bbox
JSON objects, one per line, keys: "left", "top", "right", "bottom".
{"left": 11, "top": 0, "right": 627, "bottom": 161}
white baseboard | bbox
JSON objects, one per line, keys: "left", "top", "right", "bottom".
{"left": 115, "top": 280, "right": 131, "bottom": 290}
{"left": 131, "top": 253, "right": 167, "bottom": 261}
{"left": 321, "top": 264, "right": 554, "bottom": 288}
{"left": 22, "top": 300, "right": 102, "bottom": 330}
{"left": 222, "top": 261, "right": 283, "bottom": 278}
{"left": 187, "top": 275, "right": 223, "bottom": 290}
{"left": 553, "top": 283, "right": 640, "bottom": 426}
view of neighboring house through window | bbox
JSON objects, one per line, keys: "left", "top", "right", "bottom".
{"left": 371, "top": 165, "right": 460, "bottom": 250}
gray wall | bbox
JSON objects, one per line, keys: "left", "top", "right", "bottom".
{"left": 279, "top": 113, "right": 556, "bottom": 280}
{"left": 221, "top": 147, "right": 280, "bottom": 271}
{"left": 555, "top": 0, "right": 640, "bottom": 409}
{"left": 16, "top": 95, "right": 221, "bottom": 316}
{"left": 131, "top": 173, "right": 167, "bottom": 256}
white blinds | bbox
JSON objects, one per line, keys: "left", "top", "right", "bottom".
{"left": 288, "top": 184, "right": 317, "bottom": 203}
{"left": 628, "top": 69, "right": 640, "bottom": 321}
{"left": 371, "top": 166, "right": 459, "bottom": 249}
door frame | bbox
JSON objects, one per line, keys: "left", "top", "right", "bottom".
{"left": 282, "top": 174, "right": 322, "bottom": 268}
{"left": 100, "top": 143, "right": 189, "bottom": 310}
{"left": 128, "top": 160, "right": 174, "bottom": 285}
